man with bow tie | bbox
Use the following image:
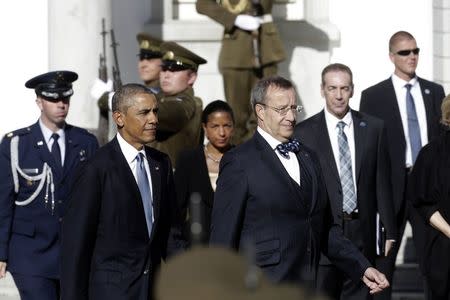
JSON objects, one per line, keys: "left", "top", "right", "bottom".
{"left": 295, "top": 64, "right": 397, "bottom": 299}
{"left": 210, "top": 76, "right": 389, "bottom": 295}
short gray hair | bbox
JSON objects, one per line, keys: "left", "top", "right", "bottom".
{"left": 112, "top": 83, "right": 155, "bottom": 113}
{"left": 250, "top": 76, "right": 294, "bottom": 109}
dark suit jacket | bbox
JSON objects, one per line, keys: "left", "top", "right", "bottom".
{"left": 295, "top": 110, "right": 396, "bottom": 264}
{"left": 174, "top": 146, "right": 215, "bottom": 244}
{"left": 360, "top": 77, "right": 445, "bottom": 269}
{"left": 209, "top": 131, "right": 370, "bottom": 285}
{"left": 0, "top": 121, "right": 98, "bottom": 278}
{"left": 408, "top": 130, "right": 450, "bottom": 295}
{"left": 360, "top": 77, "right": 445, "bottom": 216}
{"left": 61, "top": 137, "right": 183, "bottom": 300}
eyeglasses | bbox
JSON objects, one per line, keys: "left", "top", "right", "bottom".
{"left": 395, "top": 48, "right": 420, "bottom": 56}
{"left": 259, "top": 103, "right": 303, "bottom": 116}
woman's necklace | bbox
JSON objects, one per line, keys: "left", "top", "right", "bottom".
{"left": 204, "top": 145, "right": 221, "bottom": 163}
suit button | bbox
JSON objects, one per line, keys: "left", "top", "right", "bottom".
{"left": 143, "top": 269, "right": 149, "bottom": 275}
{"left": 59, "top": 217, "right": 63, "bottom": 222}
{"left": 58, "top": 200, "right": 62, "bottom": 204}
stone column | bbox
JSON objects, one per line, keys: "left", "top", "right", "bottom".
{"left": 48, "top": 0, "right": 112, "bottom": 130}
{"left": 434, "top": 0, "right": 450, "bottom": 93}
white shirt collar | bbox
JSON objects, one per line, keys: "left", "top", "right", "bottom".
{"left": 324, "top": 108, "right": 353, "bottom": 129}
{"left": 391, "top": 73, "right": 418, "bottom": 90}
{"left": 38, "top": 118, "right": 65, "bottom": 143}
{"left": 116, "top": 132, "right": 146, "bottom": 164}
{"left": 257, "top": 126, "right": 286, "bottom": 150}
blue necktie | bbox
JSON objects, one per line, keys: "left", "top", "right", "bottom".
{"left": 51, "top": 133, "right": 62, "bottom": 168}
{"left": 276, "top": 139, "right": 301, "bottom": 159}
{"left": 405, "top": 84, "right": 422, "bottom": 164}
{"left": 337, "top": 121, "right": 357, "bottom": 214}
{"left": 136, "top": 153, "right": 153, "bottom": 237}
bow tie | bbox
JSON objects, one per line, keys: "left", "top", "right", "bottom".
{"left": 276, "top": 139, "right": 301, "bottom": 158}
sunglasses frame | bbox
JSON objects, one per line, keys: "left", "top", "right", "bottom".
{"left": 395, "top": 48, "right": 420, "bottom": 56}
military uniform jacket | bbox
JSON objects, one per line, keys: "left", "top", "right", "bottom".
{"left": 0, "top": 121, "right": 98, "bottom": 278}
{"left": 196, "top": 0, "right": 286, "bottom": 69}
{"left": 152, "top": 87, "right": 202, "bottom": 166}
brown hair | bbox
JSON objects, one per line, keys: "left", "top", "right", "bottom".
{"left": 441, "top": 94, "right": 450, "bottom": 127}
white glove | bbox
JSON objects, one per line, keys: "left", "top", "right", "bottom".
{"left": 234, "top": 14, "right": 261, "bottom": 31}
{"left": 90, "top": 78, "right": 113, "bottom": 100}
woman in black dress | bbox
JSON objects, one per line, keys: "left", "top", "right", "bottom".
{"left": 174, "top": 100, "right": 234, "bottom": 245}
{"left": 409, "top": 94, "right": 450, "bottom": 299}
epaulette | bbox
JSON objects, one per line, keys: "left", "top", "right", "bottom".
{"left": 4, "top": 127, "right": 32, "bottom": 139}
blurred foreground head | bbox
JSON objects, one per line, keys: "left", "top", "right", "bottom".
{"left": 155, "top": 246, "right": 328, "bottom": 300}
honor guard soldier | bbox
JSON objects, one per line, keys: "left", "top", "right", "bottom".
{"left": 136, "top": 32, "right": 164, "bottom": 92}
{"left": 196, "top": 0, "right": 286, "bottom": 144}
{"left": 0, "top": 71, "right": 99, "bottom": 300}
{"left": 152, "top": 41, "right": 207, "bottom": 167}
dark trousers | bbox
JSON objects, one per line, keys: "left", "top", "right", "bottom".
{"left": 221, "top": 64, "right": 278, "bottom": 145}
{"left": 317, "top": 218, "right": 371, "bottom": 300}
{"left": 12, "top": 272, "right": 60, "bottom": 300}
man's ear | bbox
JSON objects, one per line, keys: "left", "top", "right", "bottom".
{"left": 187, "top": 71, "right": 198, "bottom": 86}
{"left": 36, "top": 97, "right": 43, "bottom": 111}
{"left": 113, "top": 111, "right": 124, "bottom": 128}
{"left": 255, "top": 103, "right": 264, "bottom": 121}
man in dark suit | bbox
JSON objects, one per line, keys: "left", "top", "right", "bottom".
{"left": 295, "top": 63, "right": 397, "bottom": 299}
{"left": 210, "top": 75, "right": 389, "bottom": 295}
{"left": 360, "top": 31, "right": 446, "bottom": 299}
{"left": 0, "top": 71, "right": 99, "bottom": 300}
{"left": 196, "top": 0, "right": 286, "bottom": 144}
{"left": 61, "top": 84, "right": 184, "bottom": 299}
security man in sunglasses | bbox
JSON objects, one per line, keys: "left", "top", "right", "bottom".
{"left": 150, "top": 41, "right": 207, "bottom": 167}
{"left": 360, "top": 31, "right": 445, "bottom": 300}
{"left": 0, "top": 71, "right": 99, "bottom": 300}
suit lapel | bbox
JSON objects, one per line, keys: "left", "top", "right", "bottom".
{"left": 315, "top": 111, "right": 340, "bottom": 182}
{"left": 254, "top": 133, "right": 302, "bottom": 209}
{"left": 418, "top": 77, "right": 436, "bottom": 140}
{"left": 385, "top": 78, "right": 407, "bottom": 146}
{"left": 351, "top": 110, "right": 367, "bottom": 183}
{"left": 145, "top": 147, "right": 161, "bottom": 241}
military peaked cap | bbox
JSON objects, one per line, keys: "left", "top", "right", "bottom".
{"left": 161, "top": 41, "right": 207, "bottom": 72}
{"left": 25, "top": 70, "right": 78, "bottom": 100}
{"left": 137, "top": 32, "right": 163, "bottom": 60}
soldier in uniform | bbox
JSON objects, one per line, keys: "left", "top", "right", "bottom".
{"left": 136, "top": 32, "right": 164, "bottom": 92}
{"left": 196, "top": 0, "right": 286, "bottom": 144}
{"left": 152, "top": 41, "right": 207, "bottom": 167}
{"left": 0, "top": 71, "right": 99, "bottom": 300}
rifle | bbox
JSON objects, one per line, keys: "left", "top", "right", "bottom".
{"left": 96, "top": 18, "right": 110, "bottom": 146}
{"left": 251, "top": 0, "right": 263, "bottom": 71}
{"left": 110, "top": 29, "right": 123, "bottom": 91}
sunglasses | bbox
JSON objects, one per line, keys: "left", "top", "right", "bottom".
{"left": 395, "top": 48, "right": 420, "bottom": 56}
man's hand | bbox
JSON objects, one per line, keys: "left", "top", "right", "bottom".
{"left": 0, "top": 261, "right": 7, "bottom": 279}
{"left": 362, "top": 267, "right": 389, "bottom": 294}
{"left": 385, "top": 239, "right": 395, "bottom": 256}
{"left": 234, "top": 15, "right": 261, "bottom": 31}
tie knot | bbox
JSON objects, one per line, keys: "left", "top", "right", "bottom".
{"left": 276, "top": 139, "right": 301, "bottom": 158}
{"left": 51, "top": 133, "right": 60, "bottom": 141}
{"left": 136, "top": 152, "right": 145, "bottom": 163}
{"left": 405, "top": 83, "right": 412, "bottom": 91}
{"left": 337, "top": 121, "right": 346, "bottom": 131}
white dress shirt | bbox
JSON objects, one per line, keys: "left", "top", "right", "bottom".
{"left": 39, "top": 118, "right": 66, "bottom": 166}
{"left": 116, "top": 132, "right": 154, "bottom": 221}
{"left": 257, "top": 127, "right": 300, "bottom": 185}
{"left": 391, "top": 74, "right": 428, "bottom": 167}
{"left": 324, "top": 108, "right": 357, "bottom": 196}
